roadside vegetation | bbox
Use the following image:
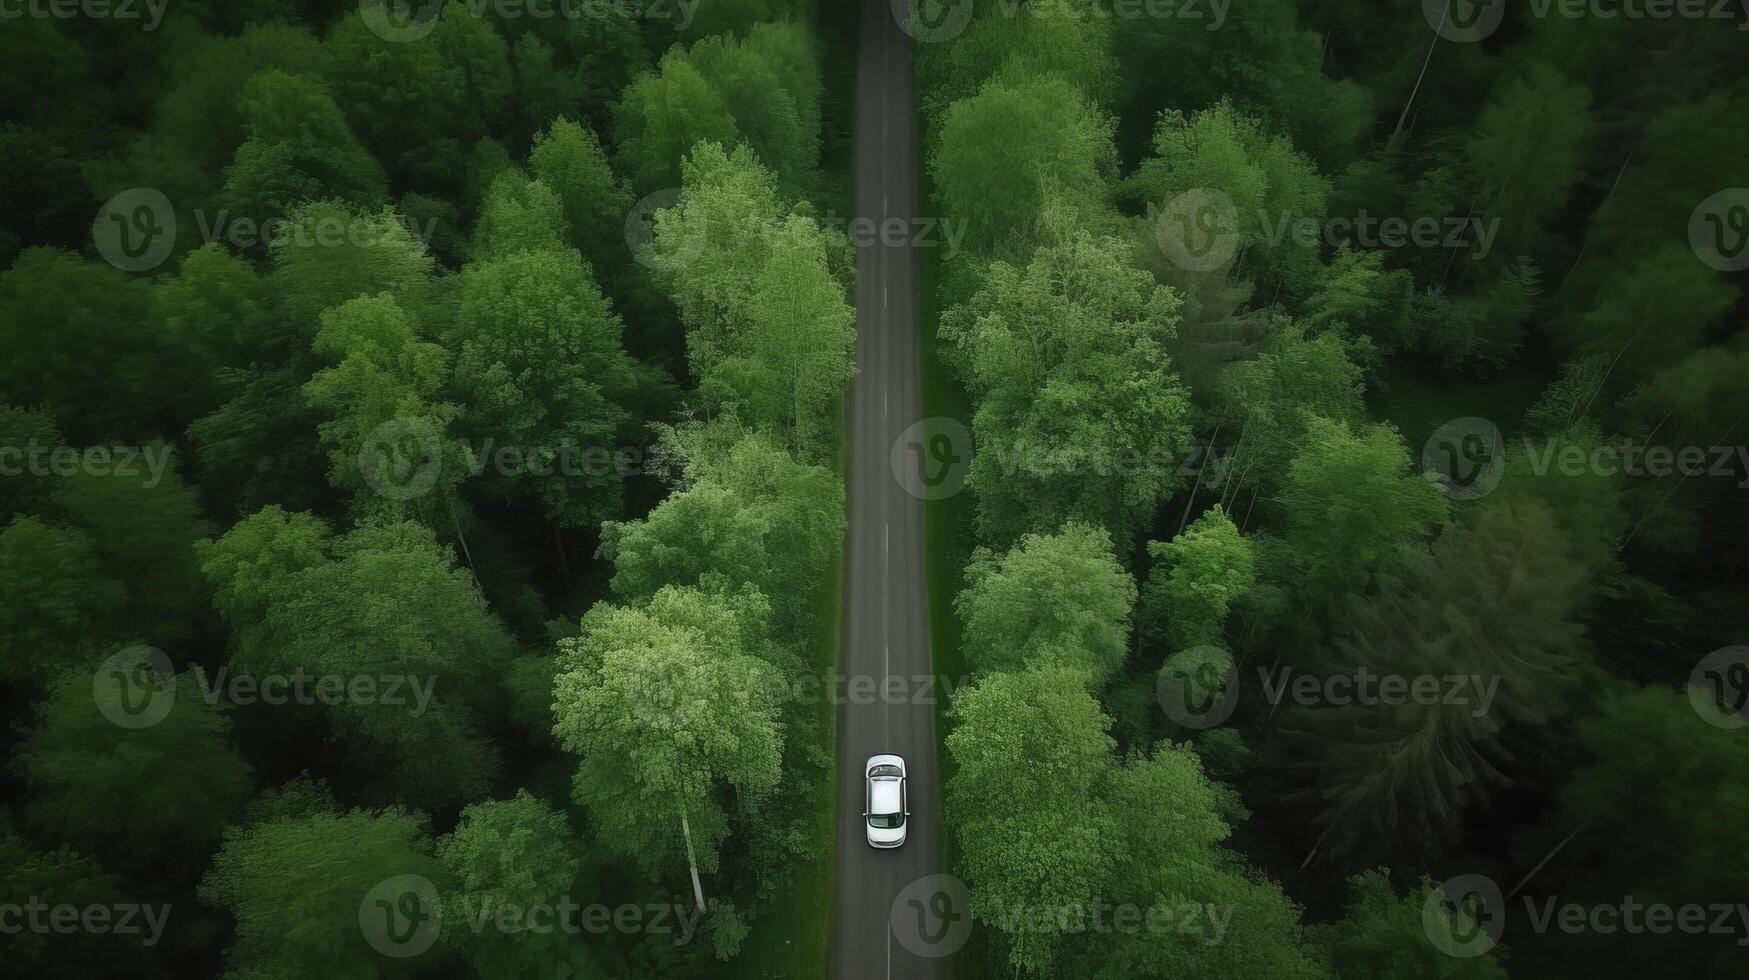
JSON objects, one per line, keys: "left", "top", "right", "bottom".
{"left": 917, "top": 3, "right": 1748, "bottom": 977}
{"left": 0, "top": 2, "right": 855, "bottom": 976}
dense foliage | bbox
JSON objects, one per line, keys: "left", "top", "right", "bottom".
{"left": 0, "top": 1, "right": 850, "bottom": 976}
{"left": 920, "top": 3, "right": 1748, "bottom": 978}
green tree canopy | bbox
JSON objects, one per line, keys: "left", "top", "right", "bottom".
{"left": 528, "top": 117, "right": 634, "bottom": 274}
{"left": 223, "top": 69, "right": 387, "bottom": 223}
{"left": 602, "top": 423, "right": 842, "bottom": 635}
{"left": 201, "top": 803, "right": 445, "bottom": 978}
{"left": 957, "top": 523, "right": 1136, "bottom": 684}
{"left": 22, "top": 664, "right": 252, "bottom": 871}
{"left": 1315, "top": 871, "right": 1508, "bottom": 980}
{"left": 1141, "top": 507, "right": 1256, "bottom": 651}
{"left": 945, "top": 667, "right": 1118, "bottom": 975}
{"left": 552, "top": 585, "right": 786, "bottom": 877}
{"left": 1133, "top": 101, "right": 1330, "bottom": 295}
{"left": 930, "top": 75, "right": 1117, "bottom": 259}
{"left": 1275, "top": 416, "right": 1448, "bottom": 625}
{"left": 0, "top": 250, "right": 171, "bottom": 443}
{"left": 0, "top": 518, "right": 124, "bottom": 687}
{"left": 446, "top": 247, "right": 646, "bottom": 527}
{"left": 436, "top": 790, "right": 588, "bottom": 975}
{"left": 303, "top": 292, "right": 471, "bottom": 527}
{"left": 651, "top": 142, "right": 853, "bottom": 459}
{"left": 321, "top": 1, "right": 511, "bottom": 184}
{"left": 1292, "top": 501, "right": 1589, "bottom": 866}
{"left": 940, "top": 227, "right": 1193, "bottom": 545}
{"left": 199, "top": 515, "right": 514, "bottom": 809}
{"left": 615, "top": 22, "right": 821, "bottom": 194}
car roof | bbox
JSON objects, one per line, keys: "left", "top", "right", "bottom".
{"left": 870, "top": 777, "right": 902, "bottom": 813}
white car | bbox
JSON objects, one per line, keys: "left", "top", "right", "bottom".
{"left": 864, "top": 754, "right": 908, "bottom": 849}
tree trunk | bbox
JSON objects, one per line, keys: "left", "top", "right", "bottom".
{"left": 680, "top": 807, "right": 706, "bottom": 914}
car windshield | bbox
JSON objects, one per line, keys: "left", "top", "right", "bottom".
{"left": 867, "top": 812, "right": 905, "bottom": 829}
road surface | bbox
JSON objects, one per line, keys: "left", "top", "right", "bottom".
{"left": 830, "top": 3, "right": 947, "bottom": 978}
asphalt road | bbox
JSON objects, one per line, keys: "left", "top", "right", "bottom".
{"left": 829, "top": 3, "right": 948, "bottom": 979}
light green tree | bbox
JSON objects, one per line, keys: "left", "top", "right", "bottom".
{"left": 614, "top": 23, "right": 820, "bottom": 193}
{"left": 437, "top": 790, "right": 589, "bottom": 976}
{"left": 552, "top": 585, "right": 785, "bottom": 883}
{"left": 303, "top": 293, "right": 472, "bottom": 527}
{"left": 1134, "top": 101, "right": 1330, "bottom": 295}
{"left": 1141, "top": 507, "right": 1256, "bottom": 651}
{"left": 469, "top": 170, "right": 568, "bottom": 261}
{"left": 528, "top": 117, "right": 633, "bottom": 273}
{"left": 201, "top": 804, "right": 446, "bottom": 978}
{"left": 652, "top": 143, "right": 853, "bottom": 459}
{"left": 940, "top": 228, "right": 1193, "bottom": 545}
{"left": 1276, "top": 416, "right": 1448, "bottom": 625}
{"left": 601, "top": 424, "right": 842, "bottom": 635}
{"left": 946, "top": 667, "right": 1118, "bottom": 975}
{"left": 930, "top": 75, "right": 1116, "bottom": 259}
{"left": 957, "top": 523, "right": 1135, "bottom": 684}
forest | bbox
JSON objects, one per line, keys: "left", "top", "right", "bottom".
{"left": 0, "top": 0, "right": 1746, "bottom": 978}
{"left": 917, "top": 2, "right": 1748, "bottom": 978}
{"left": 3, "top": 1, "right": 856, "bottom": 976}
